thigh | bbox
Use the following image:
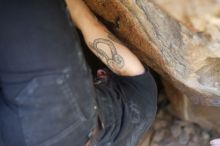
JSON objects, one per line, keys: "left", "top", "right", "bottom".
{"left": 0, "top": 89, "right": 27, "bottom": 146}
{"left": 0, "top": 0, "right": 91, "bottom": 99}
{"left": 0, "top": 1, "right": 96, "bottom": 146}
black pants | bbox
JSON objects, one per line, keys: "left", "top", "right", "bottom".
{"left": 0, "top": 0, "right": 96, "bottom": 146}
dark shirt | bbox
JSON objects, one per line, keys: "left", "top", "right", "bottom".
{"left": 93, "top": 69, "right": 157, "bottom": 144}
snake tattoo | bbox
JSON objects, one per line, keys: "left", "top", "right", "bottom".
{"left": 89, "top": 38, "right": 124, "bottom": 70}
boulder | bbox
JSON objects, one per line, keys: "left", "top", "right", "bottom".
{"left": 81, "top": 0, "right": 220, "bottom": 131}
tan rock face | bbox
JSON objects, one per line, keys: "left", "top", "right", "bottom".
{"left": 141, "top": 93, "right": 216, "bottom": 146}
{"left": 164, "top": 80, "right": 220, "bottom": 132}
{"left": 151, "top": 0, "right": 220, "bottom": 132}
{"left": 154, "top": 0, "right": 220, "bottom": 39}
{"left": 82, "top": 0, "right": 220, "bottom": 131}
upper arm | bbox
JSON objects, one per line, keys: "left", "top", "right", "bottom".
{"left": 84, "top": 29, "right": 145, "bottom": 76}
{"left": 65, "top": 0, "right": 145, "bottom": 76}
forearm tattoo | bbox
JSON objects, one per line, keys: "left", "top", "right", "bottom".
{"left": 89, "top": 36, "right": 124, "bottom": 71}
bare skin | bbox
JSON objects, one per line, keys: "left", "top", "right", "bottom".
{"left": 65, "top": 0, "right": 146, "bottom": 145}
{"left": 65, "top": 0, "right": 145, "bottom": 77}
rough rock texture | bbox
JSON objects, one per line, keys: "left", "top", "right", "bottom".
{"left": 138, "top": 93, "right": 219, "bottom": 146}
{"left": 154, "top": 0, "right": 220, "bottom": 40}
{"left": 82, "top": 0, "right": 220, "bottom": 131}
{"left": 154, "top": 0, "right": 220, "bottom": 132}
{"left": 164, "top": 80, "right": 220, "bottom": 132}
